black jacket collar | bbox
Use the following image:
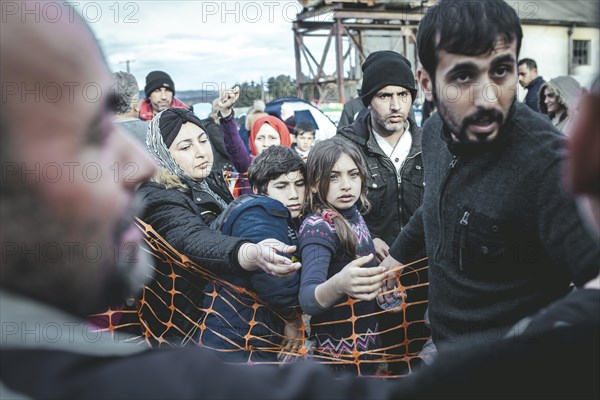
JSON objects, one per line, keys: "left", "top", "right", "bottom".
{"left": 339, "top": 110, "right": 422, "bottom": 158}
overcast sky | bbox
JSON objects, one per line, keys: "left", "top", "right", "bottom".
{"left": 78, "top": 1, "right": 599, "bottom": 95}
{"left": 77, "top": 1, "right": 322, "bottom": 91}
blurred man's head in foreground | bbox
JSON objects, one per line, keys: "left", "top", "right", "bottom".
{"left": 568, "top": 77, "right": 600, "bottom": 235}
{"left": 0, "top": 4, "right": 155, "bottom": 316}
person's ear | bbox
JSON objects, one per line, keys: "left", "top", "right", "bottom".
{"left": 132, "top": 98, "right": 140, "bottom": 113}
{"left": 311, "top": 186, "right": 318, "bottom": 194}
{"left": 252, "top": 186, "right": 259, "bottom": 194}
{"left": 418, "top": 67, "right": 434, "bottom": 102}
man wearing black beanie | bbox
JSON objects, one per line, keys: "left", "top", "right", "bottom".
{"left": 139, "top": 70, "right": 190, "bottom": 121}
{"left": 337, "top": 50, "right": 426, "bottom": 374}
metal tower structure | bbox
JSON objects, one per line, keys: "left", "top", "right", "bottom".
{"left": 293, "top": 0, "right": 433, "bottom": 103}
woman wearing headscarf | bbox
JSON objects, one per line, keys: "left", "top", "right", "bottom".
{"left": 539, "top": 76, "right": 582, "bottom": 134}
{"left": 137, "top": 107, "right": 300, "bottom": 345}
{"left": 219, "top": 88, "right": 292, "bottom": 197}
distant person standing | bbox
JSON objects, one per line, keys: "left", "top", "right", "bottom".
{"left": 539, "top": 76, "right": 582, "bottom": 134}
{"left": 139, "top": 70, "right": 190, "bottom": 120}
{"left": 219, "top": 88, "right": 292, "bottom": 197}
{"left": 518, "top": 58, "right": 545, "bottom": 112}
{"left": 111, "top": 71, "right": 148, "bottom": 145}
{"left": 337, "top": 93, "right": 366, "bottom": 129}
{"left": 338, "top": 50, "right": 423, "bottom": 265}
{"left": 239, "top": 99, "right": 268, "bottom": 153}
{"left": 291, "top": 121, "right": 316, "bottom": 161}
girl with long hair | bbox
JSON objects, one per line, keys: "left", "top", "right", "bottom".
{"left": 298, "top": 137, "right": 387, "bottom": 375}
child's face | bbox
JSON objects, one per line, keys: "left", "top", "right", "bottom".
{"left": 324, "top": 153, "right": 362, "bottom": 210}
{"left": 296, "top": 131, "right": 315, "bottom": 152}
{"left": 266, "top": 170, "right": 306, "bottom": 218}
{"left": 254, "top": 124, "right": 281, "bottom": 155}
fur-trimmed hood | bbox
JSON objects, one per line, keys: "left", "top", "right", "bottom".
{"left": 539, "top": 76, "right": 582, "bottom": 116}
{"left": 151, "top": 167, "right": 189, "bottom": 192}
{"left": 148, "top": 167, "right": 234, "bottom": 209}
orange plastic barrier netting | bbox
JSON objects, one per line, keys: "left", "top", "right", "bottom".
{"left": 92, "top": 220, "right": 431, "bottom": 377}
{"left": 224, "top": 170, "right": 249, "bottom": 198}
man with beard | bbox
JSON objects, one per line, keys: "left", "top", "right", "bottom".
{"left": 381, "top": 0, "right": 599, "bottom": 357}
{"left": 517, "top": 58, "right": 545, "bottom": 113}
{"left": 138, "top": 70, "right": 190, "bottom": 121}
{"left": 390, "top": 76, "right": 600, "bottom": 399}
{"left": 338, "top": 51, "right": 422, "bottom": 263}
{"left": 337, "top": 51, "right": 426, "bottom": 373}
{"left": 0, "top": 4, "right": 380, "bottom": 398}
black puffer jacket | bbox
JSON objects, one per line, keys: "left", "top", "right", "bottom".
{"left": 337, "top": 111, "right": 424, "bottom": 246}
{"left": 136, "top": 169, "right": 248, "bottom": 345}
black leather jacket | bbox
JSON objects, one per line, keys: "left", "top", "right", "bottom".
{"left": 337, "top": 111, "right": 424, "bottom": 247}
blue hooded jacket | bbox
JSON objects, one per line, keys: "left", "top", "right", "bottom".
{"left": 200, "top": 195, "right": 301, "bottom": 361}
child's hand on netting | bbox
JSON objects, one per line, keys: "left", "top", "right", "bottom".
{"left": 373, "top": 238, "right": 390, "bottom": 262}
{"left": 335, "top": 254, "right": 387, "bottom": 301}
{"left": 376, "top": 279, "right": 406, "bottom": 312}
{"left": 279, "top": 318, "right": 304, "bottom": 362}
{"left": 238, "top": 240, "right": 301, "bottom": 277}
{"left": 376, "top": 255, "right": 407, "bottom": 312}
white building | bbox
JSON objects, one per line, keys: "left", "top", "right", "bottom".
{"left": 514, "top": 0, "right": 599, "bottom": 97}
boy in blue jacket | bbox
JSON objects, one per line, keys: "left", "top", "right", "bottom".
{"left": 201, "top": 146, "right": 306, "bottom": 362}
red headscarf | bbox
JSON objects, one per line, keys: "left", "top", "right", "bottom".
{"left": 249, "top": 115, "right": 291, "bottom": 156}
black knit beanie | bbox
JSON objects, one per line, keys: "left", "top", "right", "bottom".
{"left": 159, "top": 108, "right": 205, "bottom": 148}
{"left": 145, "top": 70, "right": 175, "bottom": 98}
{"left": 361, "top": 51, "right": 417, "bottom": 107}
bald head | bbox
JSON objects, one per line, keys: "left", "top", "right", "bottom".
{"left": 1, "top": 4, "right": 108, "bottom": 140}
{"left": 1, "top": 4, "right": 155, "bottom": 315}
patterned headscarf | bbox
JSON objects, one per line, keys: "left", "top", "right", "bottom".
{"left": 146, "top": 108, "right": 228, "bottom": 210}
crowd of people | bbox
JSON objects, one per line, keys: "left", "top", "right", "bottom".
{"left": 1, "top": 0, "right": 598, "bottom": 398}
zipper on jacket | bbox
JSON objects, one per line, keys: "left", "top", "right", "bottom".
{"left": 397, "top": 151, "right": 423, "bottom": 226}
{"left": 459, "top": 211, "right": 471, "bottom": 226}
{"left": 435, "top": 156, "right": 459, "bottom": 262}
{"left": 377, "top": 155, "right": 403, "bottom": 223}
{"left": 458, "top": 211, "right": 470, "bottom": 271}
{"left": 449, "top": 157, "right": 458, "bottom": 169}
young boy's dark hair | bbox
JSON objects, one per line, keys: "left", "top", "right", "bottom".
{"left": 248, "top": 145, "right": 306, "bottom": 194}
{"left": 417, "top": 0, "right": 522, "bottom": 80}
{"left": 293, "top": 121, "right": 316, "bottom": 137}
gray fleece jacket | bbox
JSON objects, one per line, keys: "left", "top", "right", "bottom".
{"left": 389, "top": 102, "right": 600, "bottom": 347}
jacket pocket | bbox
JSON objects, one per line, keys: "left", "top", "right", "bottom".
{"left": 402, "top": 161, "right": 425, "bottom": 211}
{"left": 456, "top": 209, "right": 507, "bottom": 273}
{"left": 365, "top": 173, "right": 388, "bottom": 219}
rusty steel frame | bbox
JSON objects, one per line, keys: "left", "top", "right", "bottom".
{"left": 292, "top": 2, "right": 428, "bottom": 103}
